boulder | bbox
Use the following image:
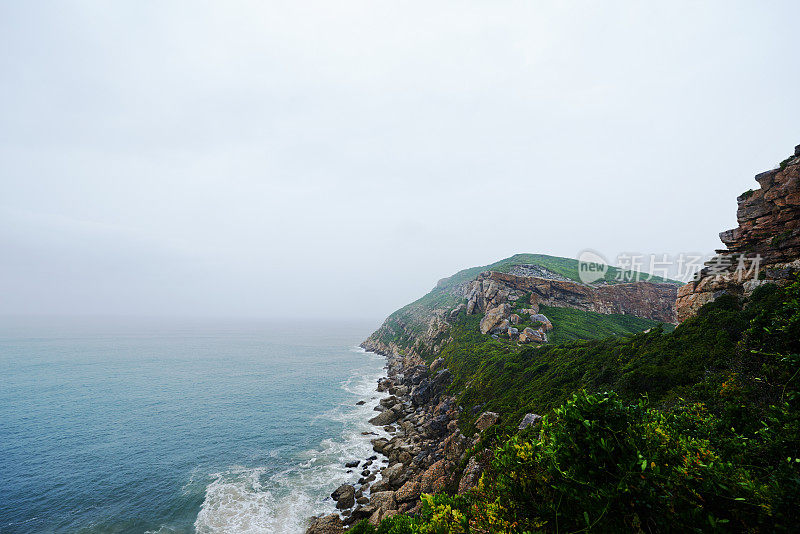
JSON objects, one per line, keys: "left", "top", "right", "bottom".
{"left": 529, "top": 314, "right": 553, "bottom": 331}
{"left": 395, "top": 478, "right": 422, "bottom": 503}
{"left": 518, "top": 413, "right": 543, "bottom": 430}
{"left": 489, "top": 319, "right": 510, "bottom": 336}
{"left": 370, "top": 490, "right": 397, "bottom": 513}
{"left": 443, "top": 431, "right": 468, "bottom": 461}
{"left": 371, "top": 438, "right": 389, "bottom": 454}
{"left": 381, "top": 463, "right": 406, "bottom": 486}
{"left": 427, "top": 414, "right": 450, "bottom": 437}
{"left": 475, "top": 411, "right": 499, "bottom": 431}
{"left": 331, "top": 484, "right": 355, "bottom": 509}
{"left": 369, "top": 410, "right": 399, "bottom": 426}
{"left": 305, "top": 514, "right": 343, "bottom": 534}
{"left": 420, "top": 458, "right": 452, "bottom": 493}
{"left": 457, "top": 456, "right": 483, "bottom": 494}
{"left": 349, "top": 505, "right": 377, "bottom": 523}
{"left": 479, "top": 303, "right": 511, "bottom": 334}
{"left": 380, "top": 395, "right": 399, "bottom": 407}
{"left": 411, "top": 381, "right": 433, "bottom": 406}
{"left": 519, "top": 327, "right": 546, "bottom": 344}
{"left": 509, "top": 313, "right": 521, "bottom": 324}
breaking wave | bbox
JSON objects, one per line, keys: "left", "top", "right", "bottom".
{"left": 193, "top": 348, "right": 388, "bottom": 534}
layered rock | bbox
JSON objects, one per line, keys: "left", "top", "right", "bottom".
{"left": 677, "top": 145, "right": 800, "bottom": 322}
{"left": 467, "top": 271, "right": 677, "bottom": 324}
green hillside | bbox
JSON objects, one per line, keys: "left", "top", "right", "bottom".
{"left": 379, "top": 253, "right": 679, "bottom": 340}
{"left": 357, "top": 277, "right": 800, "bottom": 533}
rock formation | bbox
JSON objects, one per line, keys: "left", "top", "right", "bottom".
{"left": 466, "top": 271, "right": 677, "bottom": 324}
{"left": 677, "top": 144, "right": 800, "bottom": 322}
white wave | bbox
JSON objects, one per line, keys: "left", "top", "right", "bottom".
{"left": 194, "top": 349, "right": 389, "bottom": 534}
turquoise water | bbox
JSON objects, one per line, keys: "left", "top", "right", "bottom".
{"left": 0, "top": 318, "right": 387, "bottom": 533}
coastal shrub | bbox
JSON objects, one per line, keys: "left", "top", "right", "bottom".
{"left": 375, "top": 514, "right": 416, "bottom": 534}
{"left": 348, "top": 520, "right": 376, "bottom": 534}
{"left": 474, "top": 391, "right": 759, "bottom": 532}
{"left": 373, "top": 279, "right": 800, "bottom": 532}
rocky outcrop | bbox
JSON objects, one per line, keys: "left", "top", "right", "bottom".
{"left": 312, "top": 347, "right": 494, "bottom": 531}
{"left": 306, "top": 514, "right": 344, "bottom": 534}
{"left": 479, "top": 303, "right": 511, "bottom": 334}
{"left": 518, "top": 413, "right": 542, "bottom": 430}
{"left": 475, "top": 411, "right": 499, "bottom": 431}
{"left": 677, "top": 144, "right": 800, "bottom": 322}
{"left": 467, "top": 271, "right": 677, "bottom": 323}
{"left": 519, "top": 327, "right": 547, "bottom": 344}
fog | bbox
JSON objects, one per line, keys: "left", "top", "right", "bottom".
{"left": 1, "top": 1, "right": 798, "bottom": 321}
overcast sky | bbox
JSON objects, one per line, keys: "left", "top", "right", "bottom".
{"left": 1, "top": 1, "right": 798, "bottom": 321}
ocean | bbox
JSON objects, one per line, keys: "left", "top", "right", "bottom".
{"left": 0, "top": 317, "right": 388, "bottom": 533}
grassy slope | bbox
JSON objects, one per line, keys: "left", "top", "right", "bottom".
{"left": 439, "top": 290, "right": 757, "bottom": 435}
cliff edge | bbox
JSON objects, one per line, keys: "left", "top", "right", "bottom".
{"left": 677, "top": 144, "right": 800, "bottom": 321}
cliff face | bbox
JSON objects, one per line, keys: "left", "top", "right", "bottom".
{"left": 676, "top": 145, "right": 800, "bottom": 322}
{"left": 466, "top": 271, "right": 677, "bottom": 324}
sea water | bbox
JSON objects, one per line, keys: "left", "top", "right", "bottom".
{"left": 0, "top": 317, "right": 388, "bottom": 533}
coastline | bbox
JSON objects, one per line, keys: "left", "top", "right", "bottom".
{"left": 306, "top": 339, "right": 491, "bottom": 532}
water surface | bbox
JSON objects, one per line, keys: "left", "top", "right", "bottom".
{"left": 0, "top": 317, "right": 386, "bottom": 533}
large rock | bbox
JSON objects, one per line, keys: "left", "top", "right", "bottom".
{"left": 479, "top": 303, "right": 511, "bottom": 334}
{"left": 448, "top": 303, "right": 466, "bottom": 321}
{"left": 458, "top": 456, "right": 483, "bottom": 494}
{"left": 443, "top": 430, "right": 468, "bottom": 461}
{"left": 475, "top": 411, "right": 499, "bottom": 431}
{"left": 369, "top": 410, "right": 399, "bottom": 426}
{"left": 518, "top": 413, "right": 543, "bottom": 430}
{"left": 489, "top": 319, "right": 510, "bottom": 336}
{"left": 369, "top": 491, "right": 397, "bottom": 514}
{"left": 528, "top": 314, "right": 553, "bottom": 331}
{"left": 381, "top": 463, "right": 406, "bottom": 486}
{"left": 420, "top": 458, "right": 452, "bottom": 493}
{"left": 519, "top": 327, "right": 546, "bottom": 344}
{"left": 306, "top": 514, "right": 343, "bottom": 534}
{"left": 395, "top": 478, "right": 422, "bottom": 503}
{"left": 331, "top": 484, "right": 355, "bottom": 509}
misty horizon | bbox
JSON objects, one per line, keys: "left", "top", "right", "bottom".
{"left": 2, "top": 2, "right": 799, "bottom": 321}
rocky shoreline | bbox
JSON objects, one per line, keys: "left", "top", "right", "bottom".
{"left": 305, "top": 341, "right": 538, "bottom": 533}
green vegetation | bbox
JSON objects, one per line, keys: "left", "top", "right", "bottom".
{"left": 369, "top": 279, "right": 800, "bottom": 532}
{"left": 434, "top": 308, "right": 667, "bottom": 434}
{"left": 538, "top": 305, "right": 669, "bottom": 344}
{"left": 375, "top": 253, "right": 679, "bottom": 343}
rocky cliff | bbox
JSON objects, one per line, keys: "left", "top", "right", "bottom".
{"left": 465, "top": 271, "right": 677, "bottom": 323}
{"left": 677, "top": 144, "right": 800, "bottom": 322}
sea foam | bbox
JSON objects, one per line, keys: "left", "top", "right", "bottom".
{"left": 194, "top": 348, "right": 388, "bottom": 534}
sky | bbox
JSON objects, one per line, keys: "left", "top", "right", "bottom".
{"left": 1, "top": 1, "right": 798, "bottom": 321}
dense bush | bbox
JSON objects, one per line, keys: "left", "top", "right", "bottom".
{"left": 372, "top": 279, "right": 800, "bottom": 532}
